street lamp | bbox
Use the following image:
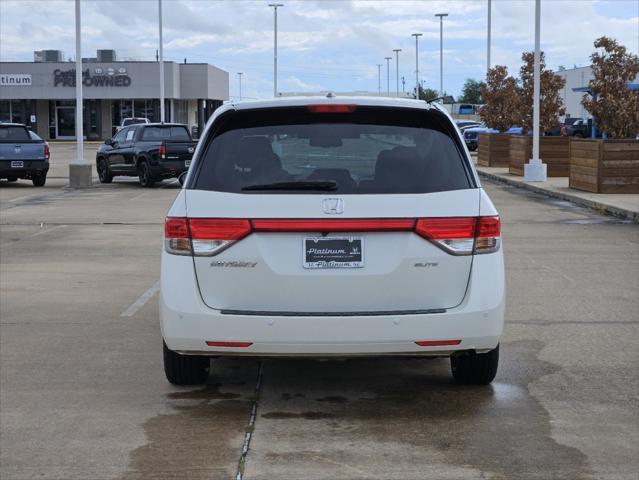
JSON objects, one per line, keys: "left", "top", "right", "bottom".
{"left": 393, "top": 49, "right": 402, "bottom": 97}
{"left": 435, "top": 13, "right": 448, "bottom": 97}
{"left": 377, "top": 63, "right": 382, "bottom": 96}
{"left": 68, "top": 0, "right": 91, "bottom": 188}
{"left": 237, "top": 72, "right": 243, "bottom": 101}
{"left": 524, "top": 0, "right": 547, "bottom": 182}
{"left": 487, "top": 0, "right": 492, "bottom": 75}
{"left": 411, "top": 33, "right": 422, "bottom": 99}
{"left": 268, "top": 4, "right": 284, "bottom": 97}
{"left": 384, "top": 56, "right": 392, "bottom": 96}
{"left": 159, "top": 0, "right": 165, "bottom": 122}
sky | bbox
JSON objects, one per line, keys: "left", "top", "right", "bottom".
{"left": 1, "top": 0, "right": 638, "bottom": 101}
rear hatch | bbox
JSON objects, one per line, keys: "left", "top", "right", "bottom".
{"left": 184, "top": 104, "right": 480, "bottom": 314}
{"left": 0, "top": 126, "right": 46, "bottom": 161}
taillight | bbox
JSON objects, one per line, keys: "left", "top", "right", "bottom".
{"left": 474, "top": 216, "right": 501, "bottom": 254}
{"left": 307, "top": 104, "right": 357, "bottom": 113}
{"left": 44, "top": 144, "right": 50, "bottom": 161}
{"left": 188, "top": 218, "right": 251, "bottom": 256}
{"left": 158, "top": 145, "right": 167, "bottom": 159}
{"left": 164, "top": 217, "right": 190, "bottom": 255}
{"left": 415, "top": 216, "right": 500, "bottom": 255}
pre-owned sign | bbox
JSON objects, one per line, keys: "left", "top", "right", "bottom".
{"left": 0, "top": 74, "right": 32, "bottom": 86}
{"left": 54, "top": 68, "right": 132, "bottom": 87}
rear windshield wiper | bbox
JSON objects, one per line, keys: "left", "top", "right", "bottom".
{"left": 241, "top": 180, "right": 338, "bottom": 191}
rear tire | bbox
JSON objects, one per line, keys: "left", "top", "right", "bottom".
{"left": 163, "top": 341, "right": 209, "bottom": 385}
{"left": 32, "top": 173, "right": 46, "bottom": 187}
{"left": 138, "top": 160, "right": 155, "bottom": 188}
{"left": 451, "top": 344, "right": 499, "bottom": 385}
{"left": 97, "top": 158, "right": 113, "bottom": 183}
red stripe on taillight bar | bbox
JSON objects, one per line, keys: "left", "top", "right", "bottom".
{"left": 414, "top": 217, "right": 477, "bottom": 240}
{"left": 188, "top": 219, "right": 251, "bottom": 240}
{"left": 307, "top": 104, "right": 357, "bottom": 113}
{"left": 206, "top": 341, "right": 253, "bottom": 347}
{"left": 251, "top": 218, "right": 415, "bottom": 232}
{"left": 415, "top": 340, "right": 462, "bottom": 346}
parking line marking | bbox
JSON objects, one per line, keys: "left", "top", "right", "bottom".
{"left": 120, "top": 281, "right": 160, "bottom": 317}
{"left": 30, "top": 224, "right": 66, "bottom": 238}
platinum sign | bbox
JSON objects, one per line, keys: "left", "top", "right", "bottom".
{"left": 0, "top": 74, "right": 32, "bottom": 86}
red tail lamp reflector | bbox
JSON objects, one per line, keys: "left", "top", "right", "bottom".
{"left": 44, "top": 144, "right": 50, "bottom": 160}
{"left": 414, "top": 217, "right": 477, "bottom": 240}
{"left": 206, "top": 341, "right": 253, "bottom": 348}
{"left": 415, "top": 340, "right": 462, "bottom": 347}
{"left": 477, "top": 216, "right": 501, "bottom": 237}
{"left": 251, "top": 218, "right": 415, "bottom": 232}
{"left": 188, "top": 219, "right": 251, "bottom": 240}
{"left": 158, "top": 144, "right": 167, "bottom": 159}
{"left": 307, "top": 104, "right": 357, "bottom": 113}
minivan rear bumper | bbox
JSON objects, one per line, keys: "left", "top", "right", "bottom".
{"left": 160, "top": 249, "right": 505, "bottom": 356}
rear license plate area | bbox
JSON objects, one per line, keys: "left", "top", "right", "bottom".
{"left": 303, "top": 237, "right": 363, "bottom": 269}
{"left": 11, "top": 161, "right": 23, "bottom": 168}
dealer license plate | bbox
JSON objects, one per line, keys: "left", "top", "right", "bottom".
{"left": 11, "top": 161, "right": 23, "bottom": 168}
{"left": 303, "top": 237, "right": 363, "bottom": 269}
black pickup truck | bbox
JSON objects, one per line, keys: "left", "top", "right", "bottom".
{"left": 96, "top": 123, "right": 196, "bottom": 187}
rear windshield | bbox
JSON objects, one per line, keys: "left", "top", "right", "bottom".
{"left": 141, "top": 126, "right": 190, "bottom": 141}
{"left": 192, "top": 106, "right": 472, "bottom": 194}
{"left": 122, "top": 118, "right": 147, "bottom": 126}
{"left": 0, "top": 126, "right": 31, "bottom": 142}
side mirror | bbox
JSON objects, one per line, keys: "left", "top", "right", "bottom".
{"left": 178, "top": 172, "right": 187, "bottom": 186}
{"left": 104, "top": 138, "right": 113, "bottom": 146}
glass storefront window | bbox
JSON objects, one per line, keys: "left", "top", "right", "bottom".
{"left": 0, "top": 101, "right": 10, "bottom": 123}
{"left": 0, "top": 100, "right": 36, "bottom": 130}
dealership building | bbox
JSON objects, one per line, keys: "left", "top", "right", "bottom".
{"left": 0, "top": 49, "right": 229, "bottom": 140}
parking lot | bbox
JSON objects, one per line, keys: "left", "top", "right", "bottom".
{"left": 1, "top": 144, "right": 638, "bottom": 480}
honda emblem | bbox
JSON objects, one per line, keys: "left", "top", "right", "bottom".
{"left": 322, "top": 198, "right": 344, "bottom": 215}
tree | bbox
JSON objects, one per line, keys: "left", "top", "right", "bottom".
{"left": 517, "top": 51, "right": 566, "bottom": 133}
{"left": 582, "top": 37, "right": 639, "bottom": 138}
{"left": 480, "top": 66, "right": 522, "bottom": 131}
{"left": 458, "top": 79, "right": 486, "bottom": 104}
{"left": 414, "top": 85, "right": 441, "bottom": 101}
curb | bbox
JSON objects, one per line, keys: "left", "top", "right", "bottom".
{"left": 477, "top": 170, "right": 639, "bottom": 223}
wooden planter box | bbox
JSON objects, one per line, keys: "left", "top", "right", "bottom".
{"left": 509, "top": 136, "right": 571, "bottom": 177}
{"left": 570, "top": 138, "right": 639, "bottom": 193}
{"left": 477, "top": 133, "right": 511, "bottom": 167}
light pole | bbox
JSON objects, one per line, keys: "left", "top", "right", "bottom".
{"left": 69, "top": 0, "right": 91, "bottom": 187}
{"left": 411, "top": 33, "right": 422, "bottom": 99}
{"left": 487, "top": 0, "right": 491, "bottom": 75}
{"left": 377, "top": 63, "right": 382, "bottom": 96}
{"left": 435, "top": 13, "right": 448, "bottom": 97}
{"left": 237, "top": 72, "right": 243, "bottom": 101}
{"left": 268, "top": 4, "right": 284, "bottom": 97}
{"left": 159, "top": 0, "right": 165, "bottom": 122}
{"left": 393, "top": 49, "right": 401, "bottom": 97}
{"left": 384, "top": 56, "right": 392, "bottom": 96}
{"left": 524, "top": 0, "right": 547, "bottom": 182}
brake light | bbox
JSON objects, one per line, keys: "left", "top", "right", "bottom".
{"left": 251, "top": 218, "right": 415, "bottom": 232}
{"left": 158, "top": 145, "right": 167, "bottom": 159}
{"left": 44, "top": 144, "right": 50, "bottom": 160}
{"left": 415, "top": 216, "right": 500, "bottom": 255}
{"left": 164, "top": 217, "right": 190, "bottom": 255}
{"left": 188, "top": 218, "right": 251, "bottom": 256}
{"left": 474, "top": 216, "right": 501, "bottom": 254}
{"left": 307, "top": 104, "right": 357, "bottom": 113}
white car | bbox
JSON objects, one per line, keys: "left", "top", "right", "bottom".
{"left": 161, "top": 96, "right": 505, "bottom": 386}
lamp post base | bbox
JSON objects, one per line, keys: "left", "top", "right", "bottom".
{"left": 69, "top": 162, "right": 93, "bottom": 188}
{"left": 524, "top": 160, "right": 547, "bottom": 182}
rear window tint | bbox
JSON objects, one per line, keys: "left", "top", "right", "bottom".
{"left": 0, "top": 126, "right": 31, "bottom": 142}
{"left": 192, "top": 106, "right": 472, "bottom": 194}
{"left": 141, "top": 126, "right": 190, "bottom": 141}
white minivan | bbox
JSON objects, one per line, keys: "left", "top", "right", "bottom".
{"left": 160, "top": 96, "right": 505, "bottom": 385}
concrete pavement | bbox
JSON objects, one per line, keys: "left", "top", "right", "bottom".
{"left": 1, "top": 167, "right": 638, "bottom": 479}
